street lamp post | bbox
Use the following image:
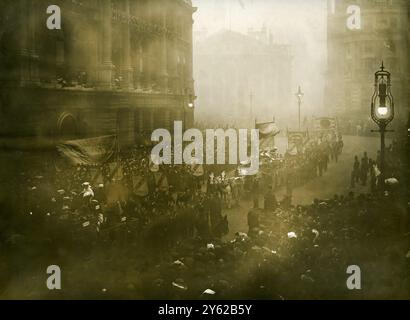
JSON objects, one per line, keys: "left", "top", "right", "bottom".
{"left": 184, "top": 100, "right": 195, "bottom": 131}
{"left": 370, "top": 62, "right": 395, "bottom": 190}
{"left": 295, "top": 85, "right": 304, "bottom": 130}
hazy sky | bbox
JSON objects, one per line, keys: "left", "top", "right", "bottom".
{"left": 192, "top": 0, "right": 329, "bottom": 122}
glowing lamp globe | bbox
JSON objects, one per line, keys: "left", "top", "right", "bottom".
{"left": 377, "top": 106, "right": 388, "bottom": 117}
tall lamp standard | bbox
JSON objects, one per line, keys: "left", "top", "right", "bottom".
{"left": 295, "top": 85, "right": 304, "bottom": 130}
{"left": 371, "top": 62, "right": 395, "bottom": 190}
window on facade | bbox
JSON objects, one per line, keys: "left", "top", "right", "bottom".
{"left": 364, "top": 43, "right": 373, "bottom": 55}
{"left": 346, "top": 45, "right": 352, "bottom": 59}
{"left": 344, "top": 64, "right": 351, "bottom": 77}
{"left": 56, "top": 41, "right": 65, "bottom": 65}
{"left": 364, "top": 58, "right": 374, "bottom": 72}
{"left": 384, "top": 40, "right": 395, "bottom": 53}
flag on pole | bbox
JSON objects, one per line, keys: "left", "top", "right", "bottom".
{"left": 108, "top": 162, "right": 124, "bottom": 181}
{"left": 287, "top": 130, "right": 309, "bottom": 155}
{"left": 89, "top": 167, "right": 104, "bottom": 185}
{"left": 191, "top": 159, "right": 204, "bottom": 177}
{"left": 57, "top": 135, "right": 117, "bottom": 165}
{"left": 149, "top": 155, "right": 160, "bottom": 173}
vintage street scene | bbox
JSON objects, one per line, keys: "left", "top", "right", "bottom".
{"left": 0, "top": 0, "right": 409, "bottom": 301}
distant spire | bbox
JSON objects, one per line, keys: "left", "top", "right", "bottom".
{"left": 381, "top": 61, "right": 385, "bottom": 71}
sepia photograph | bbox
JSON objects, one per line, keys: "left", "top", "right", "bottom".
{"left": 0, "top": 0, "right": 409, "bottom": 304}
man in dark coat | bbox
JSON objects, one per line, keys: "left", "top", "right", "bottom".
{"left": 209, "top": 193, "right": 222, "bottom": 230}
{"left": 247, "top": 209, "right": 260, "bottom": 234}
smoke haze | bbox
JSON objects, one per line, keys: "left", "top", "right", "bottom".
{"left": 192, "top": 0, "right": 328, "bottom": 127}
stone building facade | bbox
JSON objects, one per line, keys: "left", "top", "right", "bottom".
{"left": 0, "top": 0, "right": 196, "bottom": 149}
{"left": 325, "top": 0, "right": 410, "bottom": 123}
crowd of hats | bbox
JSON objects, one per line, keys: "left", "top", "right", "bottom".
{"left": 258, "top": 137, "right": 344, "bottom": 191}
{"left": 14, "top": 139, "right": 344, "bottom": 252}
{"left": 38, "top": 190, "right": 407, "bottom": 300}
{"left": 137, "top": 192, "right": 409, "bottom": 300}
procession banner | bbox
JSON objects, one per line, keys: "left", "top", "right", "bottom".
{"left": 57, "top": 135, "right": 117, "bottom": 165}
{"left": 200, "top": 180, "right": 208, "bottom": 193}
{"left": 149, "top": 156, "right": 160, "bottom": 172}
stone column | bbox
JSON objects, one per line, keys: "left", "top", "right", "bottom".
{"left": 168, "top": 7, "right": 179, "bottom": 94}
{"left": 159, "top": 0, "right": 168, "bottom": 92}
{"left": 142, "top": 2, "right": 153, "bottom": 90}
{"left": 98, "top": 0, "right": 113, "bottom": 89}
{"left": 137, "top": 109, "right": 143, "bottom": 133}
{"left": 121, "top": 0, "right": 133, "bottom": 90}
{"left": 153, "top": 37, "right": 161, "bottom": 90}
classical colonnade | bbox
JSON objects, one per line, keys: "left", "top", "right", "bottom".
{"left": 15, "top": 0, "right": 195, "bottom": 96}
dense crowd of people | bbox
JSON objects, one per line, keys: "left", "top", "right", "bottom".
{"left": 0, "top": 132, "right": 408, "bottom": 299}
{"left": 8, "top": 133, "right": 342, "bottom": 249}
{"left": 350, "top": 139, "right": 405, "bottom": 192}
